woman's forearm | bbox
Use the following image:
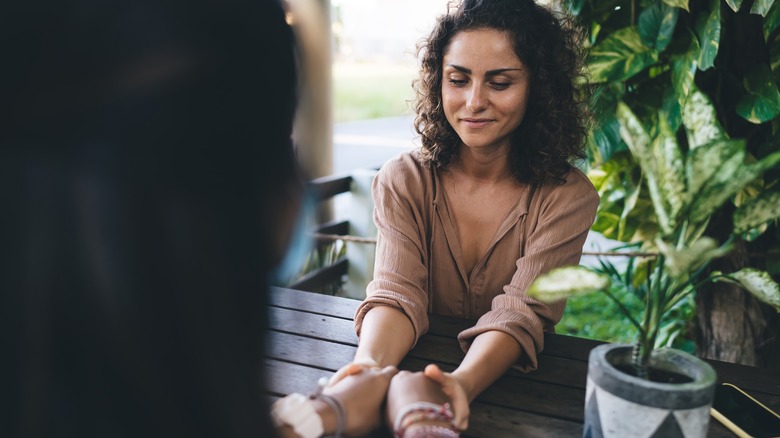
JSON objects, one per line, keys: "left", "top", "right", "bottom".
{"left": 354, "top": 306, "right": 415, "bottom": 367}
{"left": 451, "top": 330, "right": 522, "bottom": 401}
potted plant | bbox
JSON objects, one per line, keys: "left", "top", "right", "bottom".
{"left": 528, "top": 102, "right": 780, "bottom": 438}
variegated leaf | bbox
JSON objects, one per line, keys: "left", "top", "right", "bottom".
{"left": 690, "top": 151, "right": 780, "bottom": 223}
{"left": 685, "top": 139, "right": 741, "bottom": 205}
{"left": 587, "top": 27, "right": 660, "bottom": 83}
{"left": 616, "top": 102, "right": 673, "bottom": 235}
{"left": 717, "top": 268, "right": 780, "bottom": 311}
{"left": 682, "top": 88, "right": 726, "bottom": 150}
{"left": 696, "top": 0, "right": 722, "bottom": 70}
{"left": 619, "top": 176, "right": 643, "bottom": 241}
{"left": 662, "top": 0, "right": 690, "bottom": 11}
{"left": 639, "top": 2, "right": 680, "bottom": 51}
{"left": 657, "top": 237, "right": 731, "bottom": 278}
{"left": 653, "top": 119, "right": 687, "bottom": 225}
{"left": 736, "top": 63, "right": 780, "bottom": 124}
{"left": 527, "top": 266, "right": 610, "bottom": 302}
{"left": 725, "top": 0, "right": 745, "bottom": 12}
{"left": 616, "top": 102, "right": 653, "bottom": 164}
{"left": 672, "top": 32, "right": 700, "bottom": 109}
{"left": 751, "top": 0, "right": 776, "bottom": 16}
{"left": 733, "top": 190, "right": 780, "bottom": 234}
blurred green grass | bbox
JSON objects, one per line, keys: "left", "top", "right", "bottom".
{"left": 559, "top": 287, "right": 643, "bottom": 345}
{"left": 560, "top": 282, "right": 695, "bottom": 353}
{"left": 333, "top": 61, "right": 417, "bottom": 122}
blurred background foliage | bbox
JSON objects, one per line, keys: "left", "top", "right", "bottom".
{"left": 569, "top": 0, "right": 780, "bottom": 365}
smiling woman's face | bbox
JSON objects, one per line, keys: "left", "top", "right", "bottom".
{"left": 441, "top": 28, "right": 530, "bottom": 155}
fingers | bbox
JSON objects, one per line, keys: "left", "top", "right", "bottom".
{"left": 423, "top": 363, "right": 445, "bottom": 381}
{"left": 379, "top": 365, "right": 399, "bottom": 379}
{"left": 449, "top": 393, "right": 470, "bottom": 431}
{"left": 328, "top": 365, "right": 354, "bottom": 385}
{"left": 330, "top": 360, "right": 389, "bottom": 385}
{"left": 424, "top": 364, "right": 470, "bottom": 431}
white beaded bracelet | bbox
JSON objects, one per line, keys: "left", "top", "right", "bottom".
{"left": 309, "top": 377, "right": 345, "bottom": 438}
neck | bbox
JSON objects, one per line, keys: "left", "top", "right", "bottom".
{"left": 452, "top": 143, "right": 513, "bottom": 182}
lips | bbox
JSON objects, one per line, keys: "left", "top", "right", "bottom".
{"left": 461, "top": 118, "right": 494, "bottom": 128}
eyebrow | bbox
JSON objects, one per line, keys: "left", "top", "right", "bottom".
{"left": 446, "top": 64, "right": 524, "bottom": 75}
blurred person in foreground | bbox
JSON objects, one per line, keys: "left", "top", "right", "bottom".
{"left": 331, "top": 0, "right": 599, "bottom": 435}
{"left": 1, "top": 0, "right": 394, "bottom": 437}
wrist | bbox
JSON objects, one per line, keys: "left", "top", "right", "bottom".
{"left": 393, "top": 401, "right": 456, "bottom": 437}
{"left": 450, "top": 370, "right": 475, "bottom": 402}
{"left": 311, "top": 398, "right": 336, "bottom": 435}
{"left": 352, "top": 353, "right": 383, "bottom": 368}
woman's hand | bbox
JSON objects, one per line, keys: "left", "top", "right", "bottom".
{"left": 323, "top": 364, "right": 398, "bottom": 436}
{"left": 329, "top": 358, "right": 381, "bottom": 385}
{"left": 386, "top": 364, "right": 470, "bottom": 434}
{"left": 424, "top": 364, "right": 469, "bottom": 431}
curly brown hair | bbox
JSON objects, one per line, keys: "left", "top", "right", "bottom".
{"left": 413, "top": 0, "right": 588, "bottom": 185}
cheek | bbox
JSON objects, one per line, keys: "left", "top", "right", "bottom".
{"left": 503, "top": 90, "right": 530, "bottom": 121}
{"left": 441, "top": 89, "right": 458, "bottom": 118}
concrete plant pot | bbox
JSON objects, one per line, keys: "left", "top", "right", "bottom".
{"left": 584, "top": 343, "right": 717, "bottom": 438}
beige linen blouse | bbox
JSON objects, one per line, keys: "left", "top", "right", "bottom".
{"left": 354, "top": 150, "right": 599, "bottom": 371}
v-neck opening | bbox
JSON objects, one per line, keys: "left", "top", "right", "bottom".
{"left": 433, "top": 168, "right": 530, "bottom": 286}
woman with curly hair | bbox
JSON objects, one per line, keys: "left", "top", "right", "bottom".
{"left": 333, "top": 0, "right": 599, "bottom": 435}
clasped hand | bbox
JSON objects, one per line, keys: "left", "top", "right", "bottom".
{"left": 329, "top": 361, "right": 468, "bottom": 436}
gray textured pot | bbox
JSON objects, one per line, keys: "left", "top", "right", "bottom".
{"left": 584, "top": 343, "right": 717, "bottom": 438}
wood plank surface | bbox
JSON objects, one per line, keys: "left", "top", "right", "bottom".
{"left": 267, "top": 287, "right": 780, "bottom": 437}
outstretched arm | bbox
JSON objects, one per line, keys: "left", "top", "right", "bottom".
{"left": 353, "top": 306, "right": 415, "bottom": 367}
{"left": 330, "top": 306, "right": 415, "bottom": 383}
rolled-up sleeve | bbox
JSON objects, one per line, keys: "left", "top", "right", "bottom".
{"left": 457, "top": 170, "right": 599, "bottom": 371}
{"left": 354, "top": 160, "right": 430, "bottom": 346}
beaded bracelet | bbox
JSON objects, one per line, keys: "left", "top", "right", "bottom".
{"left": 309, "top": 377, "right": 346, "bottom": 438}
{"left": 403, "top": 425, "right": 460, "bottom": 438}
{"left": 393, "top": 402, "right": 456, "bottom": 438}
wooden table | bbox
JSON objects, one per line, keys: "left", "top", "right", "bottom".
{"left": 265, "top": 287, "right": 780, "bottom": 437}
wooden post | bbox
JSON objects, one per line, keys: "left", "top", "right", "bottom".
{"left": 287, "top": 0, "right": 333, "bottom": 222}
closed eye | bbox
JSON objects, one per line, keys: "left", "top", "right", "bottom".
{"left": 448, "top": 78, "right": 468, "bottom": 87}
{"left": 490, "top": 82, "right": 510, "bottom": 90}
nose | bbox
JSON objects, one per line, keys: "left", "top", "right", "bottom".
{"left": 466, "top": 84, "right": 487, "bottom": 112}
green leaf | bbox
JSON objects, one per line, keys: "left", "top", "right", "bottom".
{"left": 695, "top": 0, "right": 722, "bottom": 70}
{"left": 639, "top": 3, "right": 679, "bottom": 52}
{"left": 588, "top": 27, "right": 660, "bottom": 83}
{"left": 662, "top": 89, "right": 683, "bottom": 133}
{"left": 672, "top": 32, "right": 700, "bottom": 110}
{"left": 685, "top": 139, "right": 742, "bottom": 197}
{"left": 619, "top": 176, "right": 643, "bottom": 241}
{"left": 656, "top": 237, "right": 731, "bottom": 278}
{"left": 616, "top": 102, "right": 674, "bottom": 235}
{"left": 690, "top": 151, "right": 780, "bottom": 223}
{"left": 682, "top": 88, "right": 726, "bottom": 150}
{"left": 716, "top": 268, "right": 780, "bottom": 311}
{"left": 591, "top": 115, "right": 626, "bottom": 163}
{"left": 733, "top": 190, "right": 780, "bottom": 233}
{"left": 771, "top": 40, "right": 780, "bottom": 86}
{"left": 653, "top": 118, "right": 687, "bottom": 224}
{"left": 724, "top": 0, "right": 745, "bottom": 12}
{"left": 752, "top": 0, "right": 776, "bottom": 16}
{"left": 736, "top": 64, "right": 780, "bottom": 124}
{"left": 566, "top": 0, "right": 586, "bottom": 15}
{"left": 764, "top": 0, "right": 780, "bottom": 41}
{"left": 662, "top": 0, "right": 689, "bottom": 11}
{"left": 527, "top": 266, "right": 611, "bottom": 302}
